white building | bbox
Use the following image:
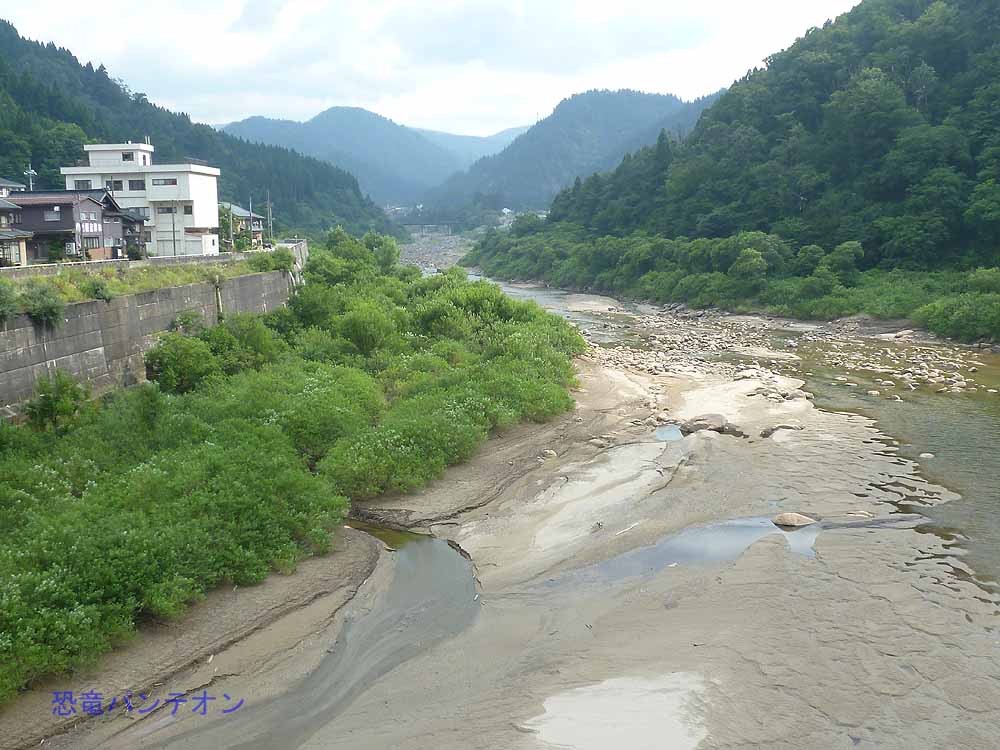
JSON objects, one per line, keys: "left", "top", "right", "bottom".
{"left": 61, "top": 142, "right": 220, "bottom": 256}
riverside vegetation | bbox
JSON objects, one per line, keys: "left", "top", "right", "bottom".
{"left": 465, "top": 0, "right": 1000, "bottom": 343}
{"left": 467, "top": 222, "right": 1000, "bottom": 342}
{"left": 0, "top": 228, "right": 584, "bottom": 701}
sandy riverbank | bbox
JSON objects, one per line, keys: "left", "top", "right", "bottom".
{"left": 0, "top": 528, "right": 382, "bottom": 750}
{"left": 20, "top": 296, "right": 1000, "bottom": 749}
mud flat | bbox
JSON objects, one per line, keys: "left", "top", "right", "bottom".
{"left": 22, "top": 287, "right": 1000, "bottom": 750}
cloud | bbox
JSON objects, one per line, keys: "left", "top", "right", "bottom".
{"left": 3, "top": 0, "right": 861, "bottom": 135}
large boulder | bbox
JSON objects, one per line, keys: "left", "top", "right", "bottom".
{"left": 773, "top": 512, "right": 817, "bottom": 528}
{"left": 679, "top": 413, "right": 727, "bottom": 434}
{"left": 680, "top": 413, "right": 747, "bottom": 439}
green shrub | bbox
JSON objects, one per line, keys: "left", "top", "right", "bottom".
{"left": 170, "top": 310, "right": 206, "bottom": 334}
{"left": 247, "top": 248, "right": 295, "bottom": 273}
{"left": 339, "top": 302, "right": 396, "bottom": 355}
{"left": 145, "top": 332, "right": 221, "bottom": 393}
{"left": 0, "top": 278, "right": 16, "bottom": 323}
{"left": 913, "top": 293, "right": 1000, "bottom": 341}
{"left": 200, "top": 313, "right": 287, "bottom": 374}
{"left": 79, "top": 276, "right": 114, "bottom": 302}
{"left": 18, "top": 279, "right": 65, "bottom": 326}
{"left": 24, "top": 370, "right": 90, "bottom": 432}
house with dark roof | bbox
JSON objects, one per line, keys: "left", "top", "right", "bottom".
{"left": 0, "top": 196, "right": 32, "bottom": 267}
{"left": 8, "top": 189, "right": 144, "bottom": 263}
{"left": 219, "top": 202, "right": 265, "bottom": 249}
{"left": 0, "top": 177, "right": 27, "bottom": 199}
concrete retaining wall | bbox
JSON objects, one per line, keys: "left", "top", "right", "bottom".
{"left": 0, "top": 271, "right": 293, "bottom": 413}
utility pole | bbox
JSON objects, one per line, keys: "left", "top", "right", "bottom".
{"left": 266, "top": 190, "right": 273, "bottom": 243}
{"left": 23, "top": 163, "right": 37, "bottom": 191}
{"left": 171, "top": 201, "right": 178, "bottom": 257}
{"left": 228, "top": 203, "right": 233, "bottom": 251}
{"left": 248, "top": 195, "right": 254, "bottom": 249}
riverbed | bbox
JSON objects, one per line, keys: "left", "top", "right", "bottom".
{"left": 29, "top": 240, "right": 1000, "bottom": 750}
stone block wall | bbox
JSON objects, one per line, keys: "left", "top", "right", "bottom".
{"left": 0, "top": 270, "right": 293, "bottom": 414}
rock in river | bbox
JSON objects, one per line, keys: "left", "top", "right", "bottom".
{"left": 679, "top": 414, "right": 728, "bottom": 435}
{"left": 773, "top": 512, "right": 817, "bottom": 528}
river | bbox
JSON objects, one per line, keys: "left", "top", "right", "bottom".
{"left": 41, "top": 260, "right": 1000, "bottom": 750}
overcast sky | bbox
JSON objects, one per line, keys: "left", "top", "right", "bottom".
{"left": 5, "top": 0, "right": 860, "bottom": 136}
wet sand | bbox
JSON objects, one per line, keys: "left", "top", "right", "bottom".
{"left": 15, "top": 279, "right": 1000, "bottom": 749}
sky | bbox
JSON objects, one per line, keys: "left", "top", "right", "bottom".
{"left": 4, "top": 0, "right": 861, "bottom": 136}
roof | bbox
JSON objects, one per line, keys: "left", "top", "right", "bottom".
{"left": 8, "top": 189, "right": 124, "bottom": 211}
{"left": 220, "top": 202, "right": 264, "bottom": 220}
{"left": 0, "top": 198, "right": 21, "bottom": 210}
{"left": 84, "top": 143, "right": 155, "bottom": 153}
{"left": 0, "top": 229, "right": 32, "bottom": 240}
{"left": 7, "top": 193, "right": 106, "bottom": 208}
{"left": 62, "top": 163, "right": 220, "bottom": 177}
{"left": 0, "top": 177, "right": 26, "bottom": 189}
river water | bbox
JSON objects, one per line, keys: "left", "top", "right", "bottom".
{"left": 499, "top": 278, "right": 1000, "bottom": 589}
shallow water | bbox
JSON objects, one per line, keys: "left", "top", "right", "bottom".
{"left": 144, "top": 534, "right": 479, "bottom": 750}
{"left": 545, "top": 517, "right": 821, "bottom": 590}
{"left": 524, "top": 673, "right": 707, "bottom": 750}
{"left": 654, "top": 424, "right": 684, "bottom": 442}
{"left": 792, "top": 341, "right": 1000, "bottom": 586}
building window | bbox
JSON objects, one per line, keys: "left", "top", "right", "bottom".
{"left": 44, "top": 210, "right": 61, "bottom": 222}
{"left": 143, "top": 231, "right": 152, "bottom": 242}
{"left": 157, "top": 206, "right": 176, "bottom": 215}
{"left": 128, "top": 179, "right": 146, "bottom": 191}
{"left": 152, "top": 178, "right": 178, "bottom": 186}
{"left": 183, "top": 205, "right": 193, "bottom": 215}
{"left": 122, "top": 152, "right": 135, "bottom": 162}
{"left": 0, "top": 240, "right": 21, "bottom": 266}
{"left": 12, "top": 212, "right": 21, "bottom": 225}
{"left": 106, "top": 180, "right": 124, "bottom": 191}
{"left": 82, "top": 236, "right": 101, "bottom": 250}
{"left": 74, "top": 179, "right": 92, "bottom": 190}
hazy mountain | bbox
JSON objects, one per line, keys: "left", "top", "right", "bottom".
{"left": 413, "top": 125, "right": 530, "bottom": 167}
{"left": 424, "top": 89, "right": 722, "bottom": 211}
{"left": 224, "top": 108, "right": 526, "bottom": 205}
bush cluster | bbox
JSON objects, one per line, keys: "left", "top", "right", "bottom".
{"left": 0, "top": 227, "right": 584, "bottom": 699}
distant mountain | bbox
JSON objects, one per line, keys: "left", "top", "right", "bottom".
{"left": 424, "top": 89, "right": 722, "bottom": 211}
{"left": 0, "top": 20, "right": 397, "bottom": 237}
{"left": 413, "top": 125, "right": 530, "bottom": 167}
{"left": 224, "top": 108, "right": 525, "bottom": 205}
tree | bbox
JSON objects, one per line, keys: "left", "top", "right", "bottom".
{"left": 819, "top": 241, "right": 863, "bottom": 286}
{"left": 728, "top": 248, "right": 768, "bottom": 295}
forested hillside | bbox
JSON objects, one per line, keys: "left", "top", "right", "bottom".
{"left": 426, "top": 89, "right": 721, "bottom": 212}
{"left": 0, "top": 20, "right": 397, "bottom": 236}
{"left": 224, "top": 108, "right": 466, "bottom": 205}
{"left": 466, "top": 0, "right": 1000, "bottom": 342}
{"left": 549, "top": 0, "right": 999, "bottom": 268}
